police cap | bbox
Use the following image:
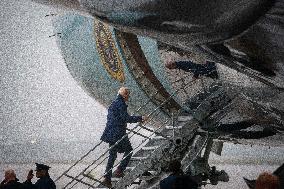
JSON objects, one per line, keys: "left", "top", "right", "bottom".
{"left": 35, "top": 163, "right": 51, "bottom": 171}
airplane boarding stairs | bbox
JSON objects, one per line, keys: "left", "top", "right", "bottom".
{"left": 55, "top": 82, "right": 233, "bottom": 189}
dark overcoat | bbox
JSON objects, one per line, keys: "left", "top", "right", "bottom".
{"left": 0, "top": 180, "right": 23, "bottom": 189}
{"left": 100, "top": 94, "right": 142, "bottom": 145}
{"left": 34, "top": 177, "right": 56, "bottom": 189}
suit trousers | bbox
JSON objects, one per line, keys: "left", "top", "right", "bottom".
{"left": 104, "top": 138, "right": 133, "bottom": 179}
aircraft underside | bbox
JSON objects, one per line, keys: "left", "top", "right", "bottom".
{"left": 31, "top": 0, "right": 284, "bottom": 188}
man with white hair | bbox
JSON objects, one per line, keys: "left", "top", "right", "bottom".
{"left": 0, "top": 169, "right": 23, "bottom": 189}
{"left": 100, "top": 87, "right": 147, "bottom": 188}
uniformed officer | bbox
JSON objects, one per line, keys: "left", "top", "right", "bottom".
{"left": 23, "top": 163, "right": 56, "bottom": 189}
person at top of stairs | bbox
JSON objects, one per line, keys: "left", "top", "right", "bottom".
{"left": 165, "top": 58, "right": 219, "bottom": 80}
{"left": 100, "top": 87, "right": 147, "bottom": 188}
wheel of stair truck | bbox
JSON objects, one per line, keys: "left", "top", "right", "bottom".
{"left": 175, "top": 137, "right": 182, "bottom": 146}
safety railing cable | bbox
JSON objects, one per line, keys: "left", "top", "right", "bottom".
{"left": 59, "top": 73, "right": 197, "bottom": 189}
{"left": 55, "top": 141, "right": 103, "bottom": 182}
{"left": 60, "top": 86, "right": 175, "bottom": 188}
{"left": 66, "top": 106, "right": 168, "bottom": 189}
{"left": 85, "top": 111, "right": 170, "bottom": 189}
{"left": 55, "top": 85, "right": 164, "bottom": 184}
{"left": 81, "top": 79, "right": 198, "bottom": 189}
{"left": 88, "top": 120, "right": 170, "bottom": 189}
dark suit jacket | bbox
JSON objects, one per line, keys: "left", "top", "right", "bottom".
{"left": 100, "top": 94, "right": 142, "bottom": 144}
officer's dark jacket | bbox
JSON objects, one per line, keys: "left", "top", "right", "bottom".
{"left": 100, "top": 94, "right": 142, "bottom": 143}
{"left": 23, "top": 176, "right": 56, "bottom": 189}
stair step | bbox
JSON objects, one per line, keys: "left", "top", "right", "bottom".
{"left": 165, "top": 125, "right": 183, "bottom": 129}
{"left": 160, "top": 124, "right": 186, "bottom": 136}
{"left": 64, "top": 173, "right": 97, "bottom": 188}
{"left": 152, "top": 135, "right": 165, "bottom": 139}
{"left": 124, "top": 167, "right": 134, "bottom": 174}
{"left": 83, "top": 173, "right": 101, "bottom": 183}
{"left": 183, "top": 83, "right": 222, "bottom": 110}
{"left": 141, "top": 146, "right": 160, "bottom": 150}
{"left": 144, "top": 136, "right": 167, "bottom": 147}
{"left": 132, "top": 146, "right": 159, "bottom": 157}
{"left": 140, "top": 171, "right": 159, "bottom": 180}
{"left": 124, "top": 167, "right": 157, "bottom": 178}
{"left": 96, "top": 180, "right": 118, "bottom": 188}
{"left": 178, "top": 115, "right": 193, "bottom": 122}
{"left": 83, "top": 173, "right": 120, "bottom": 188}
{"left": 128, "top": 157, "right": 147, "bottom": 167}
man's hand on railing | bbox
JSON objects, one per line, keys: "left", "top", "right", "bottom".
{"left": 142, "top": 116, "right": 149, "bottom": 123}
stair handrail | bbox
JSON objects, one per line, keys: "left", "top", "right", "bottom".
{"left": 82, "top": 79, "right": 198, "bottom": 188}
{"left": 63, "top": 108, "right": 168, "bottom": 189}
{"left": 65, "top": 106, "right": 169, "bottom": 189}
{"left": 55, "top": 141, "right": 104, "bottom": 182}
{"left": 98, "top": 74, "right": 221, "bottom": 188}
{"left": 85, "top": 115, "right": 171, "bottom": 189}
{"left": 60, "top": 87, "right": 175, "bottom": 188}
{"left": 55, "top": 83, "right": 170, "bottom": 183}
{"left": 58, "top": 73, "right": 198, "bottom": 188}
